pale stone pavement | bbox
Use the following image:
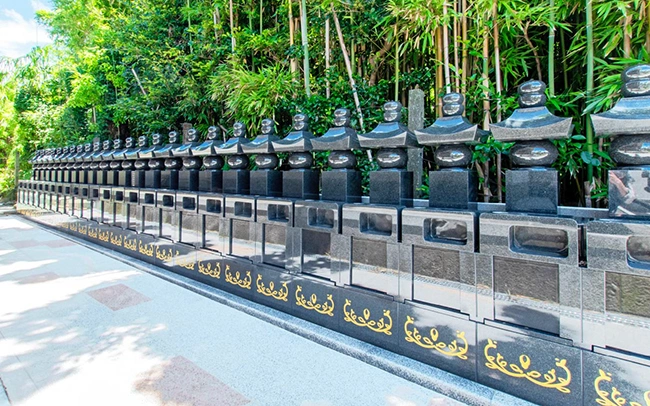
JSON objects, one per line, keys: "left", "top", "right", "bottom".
{"left": 0, "top": 215, "right": 461, "bottom": 406}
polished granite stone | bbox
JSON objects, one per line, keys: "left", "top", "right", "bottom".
{"left": 322, "top": 169, "right": 362, "bottom": 203}
{"left": 506, "top": 168, "right": 559, "bottom": 214}
{"left": 282, "top": 169, "right": 319, "bottom": 200}
{"left": 222, "top": 170, "right": 250, "bottom": 195}
{"left": 369, "top": 170, "right": 413, "bottom": 207}
{"left": 429, "top": 169, "right": 477, "bottom": 210}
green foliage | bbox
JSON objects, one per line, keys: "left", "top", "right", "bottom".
{"left": 0, "top": 0, "right": 643, "bottom": 205}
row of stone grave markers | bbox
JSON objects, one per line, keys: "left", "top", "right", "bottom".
{"left": 17, "top": 66, "right": 650, "bottom": 406}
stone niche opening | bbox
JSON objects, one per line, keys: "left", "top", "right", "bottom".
{"left": 263, "top": 223, "right": 286, "bottom": 268}
{"left": 423, "top": 218, "right": 467, "bottom": 245}
{"left": 307, "top": 207, "right": 335, "bottom": 229}
{"left": 230, "top": 219, "right": 255, "bottom": 258}
{"left": 627, "top": 236, "right": 650, "bottom": 268}
{"left": 510, "top": 225, "right": 569, "bottom": 258}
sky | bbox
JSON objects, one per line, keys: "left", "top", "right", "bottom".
{"left": 0, "top": 0, "right": 53, "bottom": 58}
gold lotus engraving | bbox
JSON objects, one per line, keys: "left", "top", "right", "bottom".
{"left": 98, "top": 230, "right": 110, "bottom": 242}
{"left": 484, "top": 339, "right": 571, "bottom": 393}
{"left": 69, "top": 222, "right": 77, "bottom": 232}
{"left": 155, "top": 246, "right": 177, "bottom": 262}
{"left": 138, "top": 240, "right": 154, "bottom": 257}
{"left": 88, "top": 227, "right": 98, "bottom": 239}
{"left": 256, "top": 274, "right": 289, "bottom": 301}
{"left": 295, "top": 285, "right": 334, "bottom": 316}
{"left": 123, "top": 237, "right": 137, "bottom": 251}
{"left": 78, "top": 224, "right": 87, "bottom": 235}
{"left": 595, "top": 369, "right": 650, "bottom": 406}
{"left": 110, "top": 232, "right": 122, "bottom": 246}
{"left": 343, "top": 299, "right": 393, "bottom": 335}
{"left": 403, "top": 315, "right": 468, "bottom": 359}
{"left": 197, "top": 261, "right": 221, "bottom": 279}
{"left": 224, "top": 265, "right": 252, "bottom": 289}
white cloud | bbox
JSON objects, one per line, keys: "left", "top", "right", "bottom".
{"left": 31, "top": 0, "right": 52, "bottom": 12}
{"left": 0, "top": 8, "right": 52, "bottom": 58}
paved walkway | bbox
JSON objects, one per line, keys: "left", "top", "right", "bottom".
{"left": 0, "top": 215, "right": 460, "bottom": 406}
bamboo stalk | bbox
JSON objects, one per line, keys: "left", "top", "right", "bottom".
{"left": 229, "top": 0, "right": 235, "bottom": 52}
{"left": 443, "top": 0, "right": 451, "bottom": 93}
{"left": 646, "top": 0, "right": 650, "bottom": 55}
{"left": 300, "top": 0, "right": 311, "bottom": 97}
{"left": 187, "top": 0, "right": 192, "bottom": 53}
{"left": 332, "top": 6, "right": 365, "bottom": 132}
{"left": 492, "top": 0, "right": 502, "bottom": 121}
{"left": 548, "top": 0, "right": 556, "bottom": 96}
{"left": 453, "top": 0, "right": 460, "bottom": 91}
{"left": 586, "top": 0, "right": 595, "bottom": 186}
{"left": 482, "top": 29, "right": 490, "bottom": 130}
{"left": 394, "top": 23, "right": 400, "bottom": 100}
{"left": 325, "top": 17, "right": 331, "bottom": 98}
{"left": 623, "top": 10, "right": 632, "bottom": 58}
{"left": 260, "top": 0, "right": 263, "bottom": 33}
{"left": 131, "top": 67, "right": 147, "bottom": 96}
{"left": 289, "top": 0, "right": 296, "bottom": 73}
{"left": 461, "top": 0, "right": 467, "bottom": 92}
{"left": 436, "top": 27, "right": 444, "bottom": 116}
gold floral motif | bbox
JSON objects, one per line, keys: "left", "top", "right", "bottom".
{"left": 155, "top": 246, "right": 177, "bottom": 262}
{"left": 88, "top": 227, "right": 98, "bottom": 239}
{"left": 197, "top": 261, "right": 221, "bottom": 279}
{"left": 295, "top": 285, "right": 334, "bottom": 316}
{"left": 177, "top": 259, "right": 196, "bottom": 271}
{"left": 138, "top": 240, "right": 154, "bottom": 257}
{"left": 60, "top": 222, "right": 69, "bottom": 229}
{"left": 343, "top": 299, "right": 392, "bottom": 335}
{"left": 484, "top": 339, "right": 571, "bottom": 393}
{"left": 98, "top": 230, "right": 110, "bottom": 242}
{"left": 123, "top": 237, "right": 137, "bottom": 251}
{"left": 403, "top": 315, "right": 468, "bottom": 359}
{"left": 256, "top": 274, "right": 289, "bottom": 301}
{"left": 69, "top": 222, "right": 78, "bottom": 232}
{"left": 224, "top": 265, "right": 252, "bottom": 289}
{"left": 595, "top": 369, "right": 650, "bottom": 406}
{"left": 78, "top": 224, "right": 87, "bottom": 235}
{"left": 109, "top": 232, "right": 122, "bottom": 246}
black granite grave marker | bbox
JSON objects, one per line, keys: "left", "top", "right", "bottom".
{"left": 218, "top": 122, "right": 250, "bottom": 195}
{"left": 242, "top": 118, "right": 282, "bottom": 197}
{"left": 191, "top": 126, "right": 224, "bottom": 193}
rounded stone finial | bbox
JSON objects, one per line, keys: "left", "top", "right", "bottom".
{"left": 92, "top": 142, "right": 100, "bottom": 151}
{"left": 138, "top": 135, "right": 149, "bottom": 148}
{"left": 125, "top": 137, "right": 134, "bottom": 148}
{"left": 113, "top": 138, "right": 123, "bottom": 149}
{"left": 152, "top": 133, "right": 162, "bottom": 146}
{"left": 203, "top": 155, "right": 224, "bottom": 170}
{"left": 383, "top": 101, "right": 403, "bottom": 122}
{"left": 76, "top": 145, "right": 83, "bottom": 153}
{"left": 622, "top": 64, "right": 650, "bottom": 97}
{"left": 293, "top": 114, "right": 309, "bottom": 131}
{"left": 187, "top": 128, "right": 199, "bottom": 142}
{"left": 102, "top": 140, "right": 112, "bottom": 150}
{"left": 261, "top": 118, "right": 275, "bottom": 135}
{"left": 206, "top": 126, "right": 220, "bottom": 140}
{"left": 84, "top": 143, "right": 92, "bottom": 152}
{"left": 233, "top": 121, "right": 246, "bottom": 137}
{"left": 517, "top": 80, "right": 547, "bottom": 108}
{"left": 442, "top": 93, "right": 465, "bottom": 117}
{"left": 333, "top": 108, "right": 351, "bottom": 127}
{"left": 168, "top": 131, "right": 178, "bottom": 144}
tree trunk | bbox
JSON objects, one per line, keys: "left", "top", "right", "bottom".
{"left": 482, "top": 29, "right": 490, "bottom": 130}
{"left": 461, "top": 0, "right": 468, "bottom": 92}
{"left": 332, "top": 7, "right": 365, "bottom": 132}
{"left": 586, "top": 0, "right": 595, "bottom": 189}
{"left": 453, "top": 0, "right": 460, "bottom": 91}
{"left": 394, "top": 23, "right": 400, "bottom": 100}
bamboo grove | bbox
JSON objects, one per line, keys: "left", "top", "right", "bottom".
{"left": 0, "top": 0, "right": 648, "bottom": 206}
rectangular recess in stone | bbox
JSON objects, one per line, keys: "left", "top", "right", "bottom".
{"left": 301, "top": 229, "right": 333, "bottom": 280}
{"left": 413, "top": 245, "right": 461, "bottom": 311}
{"left": 351, "top": 237, "right": 399, "bottom": 297}
{"left": 101, "top": 201, "right": 115, "bottom": 225}
{"left": 113, "top": 202, "right": 127, "bottom": 228}
{"left": 308, "top": 207, "right": 335, "bottom": 229}
{"left": 127, "top": 204, "right": 141, "bottom": 231}
{"left": 181, "top": 196, "right": 196, "bottom": 211}
{"left": 230, "top": 219, "right": 255, "bottom": 259}
{"left": 493, "top": 256, "right": 560, "bottom": 335}
{"left": 234, "top": 201, "right": 252, "bottom": 218}
{"left": 263, "top": 223, "right": 286, "bottom": 268}
{"left": 206, "top": 199, "right": 221, "bottom": 214}
{"left": 510, "top": 225, "right": 569, "bottom": 258}
{"left": 359, "top": 212, "right": 393, "bottom": 236}
{"left": 92, "top": 200, "right": 103, "bottom": 222}
{"left": 423, "top": 218, "right": 467, "bottom": 245}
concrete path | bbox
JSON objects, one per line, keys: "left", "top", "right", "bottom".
{"left": 0, "top": 215, "right": 461, "bottom": 406}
